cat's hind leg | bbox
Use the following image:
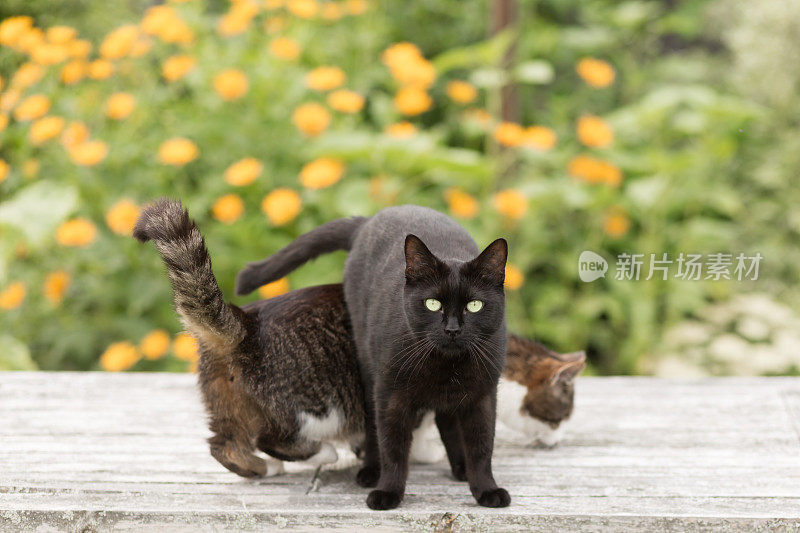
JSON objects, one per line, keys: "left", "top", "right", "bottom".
{"left": 208, "top": 433, "right": 283, "bottom": 478}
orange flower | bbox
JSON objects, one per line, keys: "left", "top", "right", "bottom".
{"left": 299, "top": 157, "right": 344, "bottom": 189}
{"left": 0, "top": 282, "right": 26, "bottom": 310}
{"left": 141, "top": 5, "right": 194, "bottom": 44}
{"left": 44, "top": 271, "right": 71, "bottom": 304}
{"left": 261, "top": 188, "right": 302, "bottom": 225}
{"left": 105, "top": 92, "right": 136, "bottom": 120}
{"left": 140, "top": 329, "right": 170, "bottom": 360}
{"left": 269, "top": 37, "right": 301, "bottom": 60}
{"left": 264, "top": 16, "right": 285, "bottom": 33}
{"left": 523, "top": 126, "right": 557, "bottom": 151}
{"left": 173, "top": 333, "right": 200, "bottom": 361}
{"left": 321, "top": 3, "right": 344, "bottom": 20}
{"left": 265, "top": 0, "right": 286, "bottom": 9}
{"left": 211, "top": 194, "right": 245, "bottom": 224}
{"left": 493, "top": 122, "right": 524, "bottom": 147}
{"left": 213, "top": 69, "right": 249, "bottom": 101}
{"left": 69, "top": 39, "right": 92, "bottom": 58}
{"left": 217, "top": 1, "right": 259, "bottom": 36}
{"left": 46, "top": 26, "right": 78, "bottom": 44}
{"left": 162, "top": 55, "right": 196, "bottom": 82}
{"left": 16, "top": 27, "right": 44, "bottom": 55}
{"left": 446, "top": 80, "right": 477, "bottom": 104}
{"left": 385, "top": 121, "right": 416, "bottom": 138}
{"left": 292, "top": 102, "right": 330, "bottom": 136}
{"left": 567, "top": 155, "right": 622, "bottom": 186}
{"left": 69, "top": 140, "right": 108, "bottom": 166}
{"left": 0, "top": 16, "right": 34, "bottom": 48}
{"left": 463, "top": 107, "right": 492, "bottom": 125}
{"left": 100, "top": 341, "right": 140, "bottom": 371}
{"left": 576, "top": 58, "right": 615, "bottom": 88}
{"left": 0, "top": 114, "right": 6, "bottom": 132}
{"left": 12, "top": 62, "right": 44, "bottom": 88}
{"left": 603, "top": 209, "right": 630, "bottom": 238}
{"left": 106, "top": 199, "right": 140, "bottom": 235}
{"left": 61, "top": 121, "right": 89, "bottom": 148}
{"left": 130, "top": 37, "right": 152, "bottom": 58}
{"left": 382, "top": 42, "right": 435, "bottom": 88}
{"left": 327, "top": 89, "right": 364, "bottom": 113}
{"left": 87, "top": 59, "right": 114, "bottom": 80}
{"left": 224, "top": 157, "right": 263, "bottom": 186}
{"left": 287, "top": 0, "right": 318, "bottom": 18}
{"left": 492, "top": 189, "right": 527, "bottom": 220}
{"left": 394, "top": 86, "right": 431, "bottom": 116}
{"left": 158, "top": 138, "right": 199, "bottom": 166}
{"left": 306, "top": 66, "right": 345, "bottom": 91}
{"left": 13, "top": 94, "right": 50, "bottom": 121}
{"left": 577, "top": 114, "right": 613, "bottom": 148}
{"left": 29, "top": 116, "right": 65, "bottom": 145}
{"left": 258, "top": 278, "right": 290, "bottom": 299}
{"left": 346, "top": 0, "right": 368, "bottom": 15}
{"left": 60, "top": 60, "right": 86, "bottom": 84}
{"left": 100, "top": 25, "right": 139, "bottom": 59}
{"left": 504, "top": 264, "right": 524, "bottom": 290}
{"left": 56, "top": 218, "right": 97, "bottom": 247}
{"left": 31, "top": 42, "right": 69, "bottom": 65}
{"left": 444, "top": 188, "right": 479, "bottom": 219}
{"left": 0, "top": 159, "right": 9, "bottom": 183}
{"left": 0, "top": 90, "right": 21, "bottom": 113}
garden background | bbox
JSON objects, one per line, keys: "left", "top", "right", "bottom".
{"left": 1, "top": 0, "right": 798, "bottom": 376}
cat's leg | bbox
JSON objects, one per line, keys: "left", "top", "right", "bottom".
{"left": 208, "top": 431, "right": 275, "bottom": 478}
{"left": 356, "top": 387, "right": 381, "bottom": 488}
{"left": 366, "top": 390, "right": 416, "bottom": 510}
{"left": 457, "top": 393, "right": 511, "bottom": 508}
{"left": 434, "top": 411, "right": 467, "bottom": 481}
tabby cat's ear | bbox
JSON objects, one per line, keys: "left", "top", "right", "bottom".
{"left": 467, "top": 238, "right": 508, "bottom": 287}
{"left": 549, "top": 353, "right": 586, "bottom": 385}
{"left": 404, "top": 234, "right": 440, "bottom": 283}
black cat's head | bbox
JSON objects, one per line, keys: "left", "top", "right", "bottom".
{"left": 402, "top": 234, "right": 507, "bottom": 357}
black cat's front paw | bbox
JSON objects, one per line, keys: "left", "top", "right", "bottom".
{"left": 366, "top": 489, "right": 402, "bottom": 510}
{"left": 356, "top": 465, "right": 380, "bottom": 487}
{"left": 476, "top": 487, "right": 511, "bottom": 508}
{"left": 450, "top": 461, "right": 467, "bottom": 481}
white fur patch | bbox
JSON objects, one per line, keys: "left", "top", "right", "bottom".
{"left": 264, "top": 457, "right": 285, "bottom": 477}
{"left": 298, "top": 408, "right": 344, "bottom": 441}
{"left": 496, "top": 377, "right": 565, "bottom": 447}
{"left": 305, "top": 442, "right": 339, "bottom": 466}
{"left": 410, "top": 411, "right": 445, "bottom": 463}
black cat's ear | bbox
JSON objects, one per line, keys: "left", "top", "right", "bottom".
{"left": 466, "top": 238, "right": 508, "bottom": 286}
{"left": 404, "top": 234, "right": 439, "bottom": 283}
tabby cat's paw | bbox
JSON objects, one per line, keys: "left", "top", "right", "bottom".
{"left": 356, "top": 465, "right": 380, "bottom": 487}
{"left": 366, "top": 489, "right": 402, "bottom": 510}
{"left": 476, "top": 487, "right": 511, "bottom": 508}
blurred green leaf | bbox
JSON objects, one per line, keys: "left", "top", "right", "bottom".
{"left": 0, "top": 181, "right": 78, "bottom": 247}
{"left": 0, "top": 335, "right": 37, "bottom": 371}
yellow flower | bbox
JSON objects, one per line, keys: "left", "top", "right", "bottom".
{"left": 141, "top": 5, "right": 194, "bottom": 45}
{"left": 577, "top": 114, "right": 613, "bottom": 148}
{"left": 385, "top": 121, "right": 416, "bottom": 138}
{"left": 576, "top": 58, "right": 615, "bottom": 88}
{"left": 0, "top": 114, "right": 6, "bottom": 131}
{"left": 69, "top": 140, "right": 108, "bottom": 166}
{"left": 382, "top": 42, "right": 435, "bottom": 88}
{"left": 327, "top": 89, "right": 364, "bottom": 113}
{"left": 269, "top": 37, "right": 301, "bottom": 60}
{"left": 504, "top": 264, "right": 524, "bottom": 290}
{"left": 567, "top": 155, "right": 622, "bottom": 186}
{"left": 603, "top": 209, "right": 630, "bottom": 238}
{"left": 444, "top": 188, "right": 479, "bottom": 219}
{"left": 29, "top": 116, "right": 65, "bottom": 145}
{"left": 493, "top": 122, "right": 524, "bottom": 147}
{"left": 0, "top": 282, "right": 26, "bottom": 310}
{"left": 106, "top": 199, "right": 140, "bottom": 235}
{"left": 0, "top": 90, "right": 21, "bottom": 113}
{"left": 211, "top": 194, "right": 245, "bottom": 224}
{"left": 287, "top": 0, "right": 318, "bottom": 18}
{"left": 46, "top": 26, "right": 77, "bottom": 44}
{"left": 12, "top": 62, "right": 44, "bottom": 88}
{"left": 394, "top": 86, "right": 431, "bottom": 116}
{"left": 0, "top": 16, "right": 34, "bottom": 48}
{"left": 299, "top": 157, "right": 344, "bottom": 189}
{"left": 321, "top": 3, "right": 344, "bottom": 20}
{"left": 69, "top": 39, "right": 92, "bottom": 58}
{"left": 162, "top": 54, "right": 196, "bottom": 82}
{"left": 213, "top": 69, "right": 249, "bottom": 101}
{"left": 261, "top": 188, "right": 302, "bottom": 225}
{"left": 16, "top": 27, "right": 45, "bottom": 54}
{"left": 173, "top": 332, "right": 199, "bottom": 362}
{"left": 87, "top": 59, "right": 114, "bottom": 80}
{"left": 217, "top": 1, "right": 259, "bottom": 36}
{"left": 140, "top": 329, "right": 170, "bottom": 360}
{"left": 265, "top": 0, "right": 286, "bottom": 9}
{"left": 44, "top": 270, "right": 70, "bottom": 304}
{"left": 258, "top": 278, "right": 290, "bottom": 299}
{"left": 105, "top": 92, "right": 136, "bottom": 120}
{"left": 13, "top": 94, "right": 50, "bottom": 121}
{"left": 22, "top": 158, "right": 39, "bottom": 179}
{"left": 61, "top": 121, "right": 89, "bottom": 148}
{"left": 130, "top": 37, "right": 152, "bottom": 57}
{"left": 100, "top": 341, "right": 140, "bottom": 371}
{"left": 446, "top": 80, "right": 477, "bottom": 104}
{"left": 158, "top": 138, "right": 199, "bottom": 166}
{"left": 523, "top": 126, "right": 557, "bottom": 151}
{"left": 306, "top": 66, "right": 345, "bottom": 91}
{"left": 492, "top": 189, "right": 527, "bottom": 220}
{"left": 224, "top": 157, "right": 262, "bottom": 186}
{"left": 60, "top": 60, "right": 86, "bottom": 84}
{"left": 100, "top": 25, "right": 139, "bottom": 59}
{"left": 31, "top": 42, "right": 69, "bottom": 65}
{"left": 56, "top": 218, "right": 97, "bottom": 247}
{"left": 347, "top": 0, "right": 369, "bottom": 14}
{"left": 0, "top": 159, "right": 9, "bottom": 183}
{"left": 292, "top": 102, "right": 330, "bottom": 136}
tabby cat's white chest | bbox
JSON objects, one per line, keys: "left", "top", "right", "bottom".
{"left": 496, "top": 377, "right": 564, "bottom": 447}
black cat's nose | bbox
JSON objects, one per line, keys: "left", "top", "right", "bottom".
{"left": 444, "top": 316, "right": 461, "bottom": 337}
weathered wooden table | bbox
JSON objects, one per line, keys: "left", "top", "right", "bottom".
{"left": 1, "top": 373, "right": 799, "bottom": 531}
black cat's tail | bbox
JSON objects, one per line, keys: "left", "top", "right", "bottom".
{"left": 134, "top": 199, "right": 246, "bottom": 350}
{"left": 235, "top": 215, "right": 367, "bottom": 295}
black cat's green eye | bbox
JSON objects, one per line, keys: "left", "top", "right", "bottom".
{"left": 425, "top": 298, "right": 442, "bottom": 312}
{"left": 466, "top": 300, "right": 483, "bottom": 313}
